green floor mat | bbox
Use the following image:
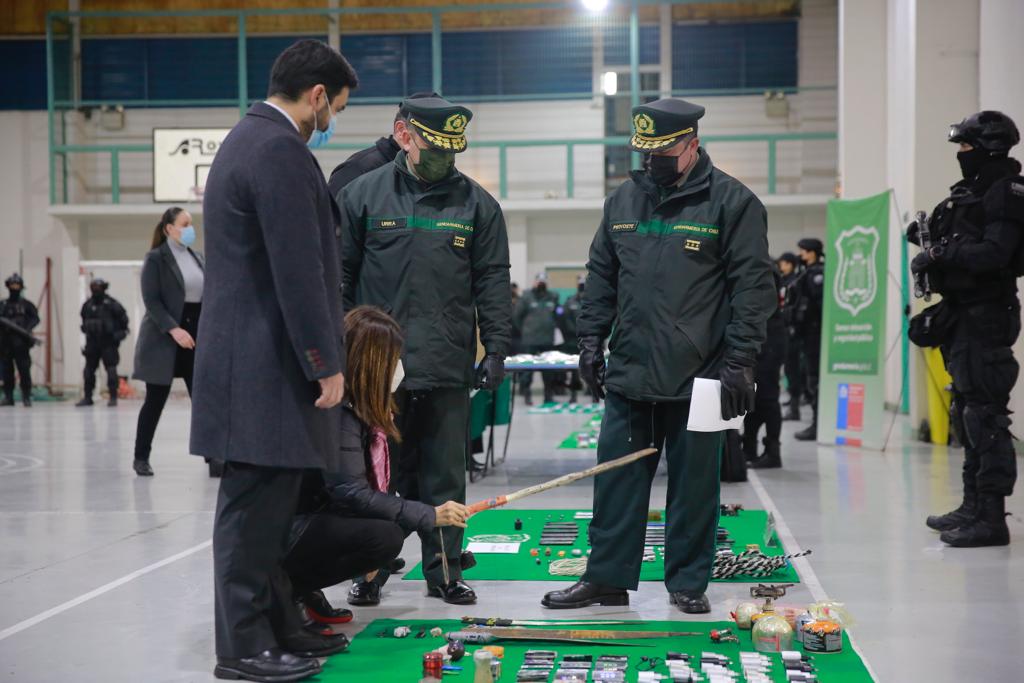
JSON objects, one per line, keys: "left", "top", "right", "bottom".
{"left": 316, "top": 618, "right": 874, "bottom": 683}
{"left": 528, "top": 402, "right": 605, "bottom": 415}
{"left": 403, "top": 508, "right": 799, "bottom": 584}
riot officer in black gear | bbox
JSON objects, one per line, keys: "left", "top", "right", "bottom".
{"left": 909, "top": 110, "right": 1023, "bottom": 548}
{"left": 793, "top": 238, "right": 824, "bottom": 441}
{"left": 0, "top": 274, "right": 40, "bottom": 407}
{"left": 778, "top": 252, "right": 803, "bottom": 420}
{"left": 77, "top": 278, "right": 129, "bottom": 407}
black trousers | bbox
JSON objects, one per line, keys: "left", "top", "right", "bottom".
{"left": 133, "top": 303, "right": 199, "bottom": 461}
{"left": 744, "top": 338, "right": 786, "bottom": 443}
{"left": 800, "top": 327, "right": 822, "bottom": 422}
{"left": 784, "top": 332, "right": 802, "bottom": 404}
{"left": 393, "top": 386, "right": 469, "bottom": 586}
{"left": 583, "top": 392, "right": 722, "bottom": 594}
{"left": 83, "top": 344, "right": 120, "bottom": 398}
{"left": 213, "top": 461, "right": 305, "bottom": 659}
{"left": 518, "top": 343, "right": 556, "bottom": 397}
{"left": 945, "top": 301, "right": 1020, "bottom": 497}
{"left": 284, "top": 515, "right": 404, "bottom": 595}
{"left": 1, "top": 348, "right": 32, "bottom": 399}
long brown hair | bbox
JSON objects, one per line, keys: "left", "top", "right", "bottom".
{"left": 344, "top": 306, "right": 403, "bottom": 442}
{"left": 152, "top": 207, "right": 184, "bottom": 249}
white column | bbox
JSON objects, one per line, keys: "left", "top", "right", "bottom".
{"left": 659, "top": 3, "right": 672, "bottom": 97}
{"left": 327, "top": 0, "right": 340, "bottom": 52}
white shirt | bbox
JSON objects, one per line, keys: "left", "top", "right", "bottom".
{"left": 263, "top": 100, "right": 300, "bottom": 133}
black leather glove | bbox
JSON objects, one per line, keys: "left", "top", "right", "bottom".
{"left": 906, "top": 220, "right": 920, "bottom": 246}
{"left": 719, "top": 351, "right": 756, "bottom": 421}
{"left": 911, "top": 246, "right": 944, "bottom": 275}
{"left": 475, "top": 353, "right": 505, "bottom": 391}
{"left": 578, "top": 336, "right": 606, "bottom": 400}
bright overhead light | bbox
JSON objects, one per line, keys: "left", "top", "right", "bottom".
{"left": 602, "top": 71, "right": 618, "bottom": 96}
{"left": 582, "top": 0, "right": 609, "bottom": 12}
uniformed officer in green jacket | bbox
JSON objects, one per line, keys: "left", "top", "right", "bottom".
{"left": 542, "top": 98, "right": 775, "bottom": 614}
{"left": 339, "top": 94, "right": 512, "bottom": 605}
{"left": 514, "top": 273, "right": 560, "bottom": 405}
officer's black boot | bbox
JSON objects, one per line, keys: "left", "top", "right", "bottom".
{"left": 794, "top": 422, "right": 817, "bottom": 441}
{"left": 21, "top": 392, "right": 31, "bottom": 407}
{"left": 0, "top": 395, "right": 12, "bottom": 407}
{"left": 940, "top": 495, "right": 1010, "bottom": 547}
{"left": 783, "top": 402, "right": 801, "bottom": 421}
{"left": 76, "top": 396, "right": 94, "bottom": 407}
{"left": 750, "top": 438, "right": 782, "bottom": 469}
{"left": 926, "top": 487, "right": 977, "bottom": 531}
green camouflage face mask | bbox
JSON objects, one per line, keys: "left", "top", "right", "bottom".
{"left": 414, "top": 147, "right": 456, "bottom": 183}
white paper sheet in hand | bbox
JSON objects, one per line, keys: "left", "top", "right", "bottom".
{"left": 465, "top": 542, "right": 521, "bottom": 554}
{"left": 686, "top": 377, "right": 745, "bottom": 432}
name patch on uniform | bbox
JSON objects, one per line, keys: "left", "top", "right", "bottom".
{"left": 672, "top": 222, "right": 720, "bottom": 237}
{"left": 453, "top": 235, "right": 467, "bottom": 248}
{"left": 370, "top": 217, "right": 407, "bottom": 230}
{"left": 684, "top": 238, "right": 701, "bottom": 252}
{"left": 611, "top": 222, "right": 638, "bottom": 232}
{"left": 437, "top": 220, "right": 474, "bottom": 233}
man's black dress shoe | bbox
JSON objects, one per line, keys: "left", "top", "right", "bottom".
{"left": 387, "top": 557, "right": 406, "bottom": 573}
{"left": 347, "top": 580, "right": 381, "bottom": 606}
{"left": 426, "top": 580, "right": 477, "bottom": 605}
{"left": 133, "top": 459, "right": 154, "bottom": 476}
{"left": 213, "top": 648, "right": 320, "bottom": 682}
{"left": 300, "top": 590, "right": 353, "bottom": 624}
{"left": 541, "top": 580, "right": 628, "bottom": 609}
{"left": 281, "top": 630, "right": 350, "bottom": 658}
{"left": 670, "top": 590, "right": 711, "bottom": 614}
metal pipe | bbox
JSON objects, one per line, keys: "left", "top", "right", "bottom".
{"left": 237, "top": 14, "right": 248, "bottom": 118}
{"left": 498, "top": 144, "right": 508, "bottom": 199}
{"left": 629, "top": 0, "right": 641, "bottom": 170}
{"left": 110, "top": 150, "right": 120, "bottom": 204}
{"left": 767, "top": 138, "right": 777, "bottom": 194}
{"left": 431, "top": 12, "right": 443, "bottom": 94}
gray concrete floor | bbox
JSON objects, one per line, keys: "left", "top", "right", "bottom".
{"left": 0, "top": 396, "right": 1021, "bottom": 682}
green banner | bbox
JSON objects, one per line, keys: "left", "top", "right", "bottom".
{"left": 818, "top": 191, "right": 890, "bottom": 448}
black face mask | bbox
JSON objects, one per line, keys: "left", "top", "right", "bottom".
{"left": 957, "top": 148, "right": 992, "bottom": 179}
{"left": 7, "top": 288, "right": 20, "bottom": 300}
{"left": 645, "top": 153, "right": 684, "bottom": 187}
{"left": 535, "top": 283, "right": 548, "bottom": 295}
{"left": 91, "top": 289, "right": 104, "bottom": 300}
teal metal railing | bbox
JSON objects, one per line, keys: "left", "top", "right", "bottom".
{"left": 52, "top": 131, "right": 837, "bottom": 205}
{"left": 45, "top": 1, "right": 838, "bottom": 205}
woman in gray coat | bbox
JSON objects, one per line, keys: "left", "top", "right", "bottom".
{"left": 131, "top": 207, "right": 218, "bottom": 477}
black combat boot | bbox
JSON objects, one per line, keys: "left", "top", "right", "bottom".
{"left": 926, "top": 488, "right": 977, "bottom": 532}
{"left": 750, "top": 439, "right": 782, "bottom": 469}
{"left": 76, "top": 396, "right": 94, "bottom": 407}
{"left": 940, "top": 495, "right": 1010, "bottom": 547}
{"left": 783, "top": 404, "right": 801, "bottom": 421}
{"left": 794, "top": 422, "right": 817, "bottom": 441}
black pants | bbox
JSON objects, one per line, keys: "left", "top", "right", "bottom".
{"left": 83, "top": 344, "right": 120, "bottom": 399}
{"left": 133, "top": 303, "right": 199, "bottom": 461}
{"left": 284, "top": 515, "right": 404, "bottom": 595}
{"left": 784, "top": 332, "right": 802, "bottom": 404}
{"left": 744, "top": 338, "right": 786, "bottom": 443}
{"left": 583, "top": 392, "right": 722, "bottom": 594}
{"left": 393, "top": 386, "right": 469, "bottom": 586}
{"left": 518, "top": 343, "right": 556, "bottom": 398}
{"left": 945, "top": 301, "right": 1020, "bottom": 497}
{"left": 213, "top": 461, "right": 305, "bottom": 658}
{"left": 1, "top": 348, "right": 32, "bottom": 400}
{"left": 800, "top": 327, "right": 821, "bottom": 422}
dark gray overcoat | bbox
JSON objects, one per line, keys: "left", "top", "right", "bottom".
{"left": 190, "top": 102, "right": 345, "bottom": 469}
{"left": 132, "top": 242, "right": 204, "bottom": 385}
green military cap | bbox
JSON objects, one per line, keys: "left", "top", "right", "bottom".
{"left": 630, "top": 98, "right": 705, "bottom": 152}
{"left": 399, "top": 92, "right": 473, "bottom": 153}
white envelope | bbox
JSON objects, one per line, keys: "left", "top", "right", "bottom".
{"left": 686, "top": 377, "right": 746, "bottom": 432}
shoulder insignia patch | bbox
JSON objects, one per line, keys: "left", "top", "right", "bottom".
{"left": 684, "top": 238, "right": 701, "bottom": 251}
{"left": 452, "top": 235, "right": 467, "bottom": 248}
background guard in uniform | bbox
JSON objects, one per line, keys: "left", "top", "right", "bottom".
{"left": 777, "top": 252, "right": 804, "bottom": 420}
{"left": 0, "top": 274, "right": 40, "bottom": 407}
{"left": 340, "top": 94, "right": 512, "bottom": 605}
{"left": 541, "top": 98, "right": 775, "bottom": 614}
{"left": 76, "top": 278, "right": 129, "bottom": 407}
{"left": 910, "top": 110, "right": 1023, "bottom": 548}
{"left": 793, "top": 238, "right": 824, "bottom": 441}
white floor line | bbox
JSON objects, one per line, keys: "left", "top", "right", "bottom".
{"left": 747, "top": 470, "right": 881, "bottom": 683}
{"left": 0, "top": 539, "right": 211, "bottom": 642}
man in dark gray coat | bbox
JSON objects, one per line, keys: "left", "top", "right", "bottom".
{"left": 190, "top": 40, "right": 358, "bottom": 683}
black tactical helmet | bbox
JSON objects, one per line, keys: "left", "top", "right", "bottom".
{"left": 90, "top": 278, "right": 109, "bottom": 291}
{"left": 949, "top": 111, "right": 1020, "bottom": 153}
{"left": 4, "top": 273, "right": 24, "bottom": 289}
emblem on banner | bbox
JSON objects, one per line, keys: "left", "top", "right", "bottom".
{"left": 833, "top": 225, "right": 879, "bottom": 317}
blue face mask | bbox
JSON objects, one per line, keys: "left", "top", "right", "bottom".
{"left": 179, "top": 225, "right": 197, "bottom": 247}
{"left": 307, "top": 93, "right": 336, "bottom": 150}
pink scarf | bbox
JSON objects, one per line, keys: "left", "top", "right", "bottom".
{"left": 368, "top": 427, "right": 391, "bottom": 493}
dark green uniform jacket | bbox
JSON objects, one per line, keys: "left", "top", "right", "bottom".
{"left": 340, "top": 152, "right": 512, "bottom": 390}
{"left": 579, "top": 149, "right": 775, "bottom": 401}
{"left": 557, "top": 292, "right": 583, "bottom": 348}
{"left": 515, "top": 288, "right": 559, "bottom": 347}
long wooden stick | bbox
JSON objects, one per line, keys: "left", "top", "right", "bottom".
{"left": 467, "top": 447, "right": 658, "bottom": 514}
